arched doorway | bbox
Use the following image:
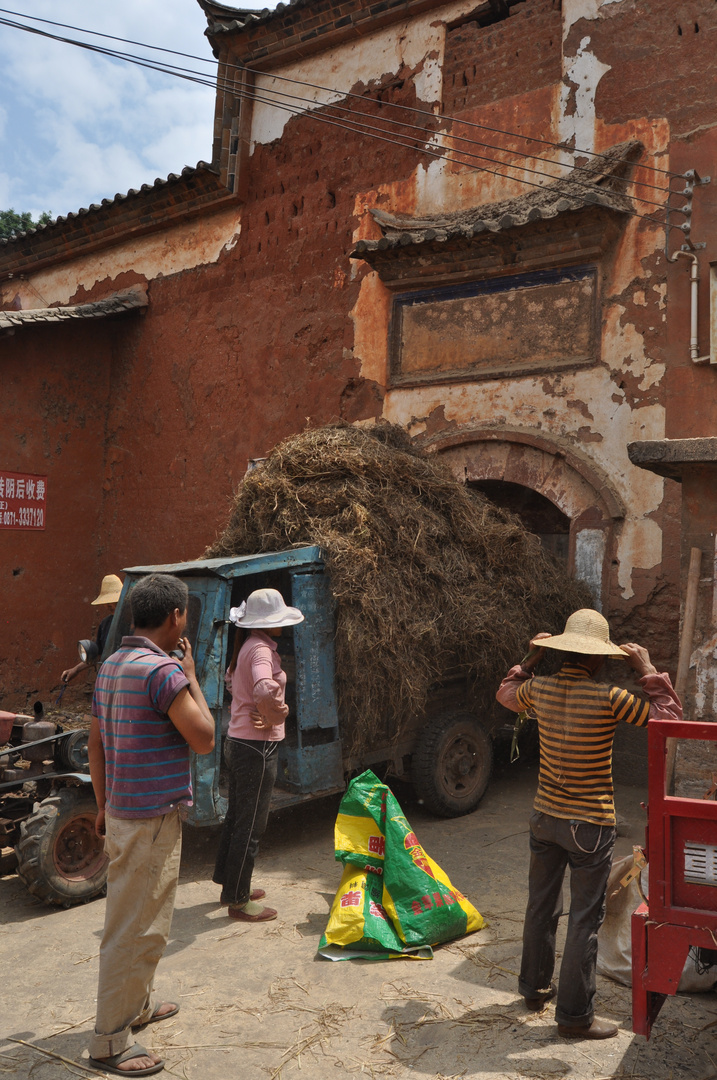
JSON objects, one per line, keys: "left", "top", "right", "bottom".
{"left": 420, "top": 427, "right": 625, "bottom": 612}
{"left": 468, "top": 479, "right": 571, "bottom": 565}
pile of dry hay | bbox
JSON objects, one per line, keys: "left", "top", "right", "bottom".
{"left": 206, "top": 423, "right": 591, "bottom": 750}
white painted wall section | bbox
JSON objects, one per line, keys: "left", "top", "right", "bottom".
{"left": 0, "top": 206, "right": 242, "bottom": 309}
{"left": 250, "top": 0, "right": 483, "bottom": 148}
{"left": 559, "top": 36, "right": 611, "bottom": 155}
{"left": 574, "top": 528, "right": 606, "bottom": 608}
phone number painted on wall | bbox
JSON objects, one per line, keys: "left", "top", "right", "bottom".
{"left": 0, "top": 471, "right": 47, "bottom": 530}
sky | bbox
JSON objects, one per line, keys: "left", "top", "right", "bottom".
{"left": 0, "top": 1, "right": 232, "bottom": 221}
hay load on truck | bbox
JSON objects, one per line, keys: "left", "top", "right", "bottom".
{"left": 203, "top": 422, "right": 591, "bottom": 815}
{"left": 2, "top": 422, "right": 589, "bottom": 907}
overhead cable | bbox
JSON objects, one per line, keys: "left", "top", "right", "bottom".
{"left": 237, "top": 78, "right": 676, "bottom": 213}
{"left": 0, "top": 4, "right": 683, "bottom": 187}
{"left": 0, "top": 11, "right": 684, "bottom": 232}
{"left": 209, "top": 80, "right": 677, "bottom": 233}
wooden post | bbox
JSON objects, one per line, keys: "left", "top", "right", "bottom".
{"left": 665, "top": 546, "right": 702, "bottom": 792}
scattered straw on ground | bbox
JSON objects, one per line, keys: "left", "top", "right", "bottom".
{"left": 206, "top": 422, "right": 591, "bottom": 754}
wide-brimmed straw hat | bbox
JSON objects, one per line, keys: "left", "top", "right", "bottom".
{"left": 532, "top": 609, "right": 626, "bottom": 657}
{"left": 229, "top": 588, "right": 304, "bottom": 629}
{"left": 91, "top": 574, "right": 123, "bottom": 605}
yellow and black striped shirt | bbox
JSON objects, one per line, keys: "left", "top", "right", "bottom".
{"left": 515, "top": 662, "right": 649, "bottom": 826}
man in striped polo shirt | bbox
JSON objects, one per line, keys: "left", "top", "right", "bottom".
{"left": 87, "top": 574, "right": 215, "bottom": 1076}
{"left": 497, "top": 608, "right": 681, "bottom": 1041}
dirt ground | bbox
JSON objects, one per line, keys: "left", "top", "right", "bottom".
{"left": 2, "top": 757, "right": 717, "bottom": 1080}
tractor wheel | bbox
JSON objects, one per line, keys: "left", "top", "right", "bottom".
{"left": 15, "top": 788, "right": 108, "bottom": 907}
{"left": 55, "top": 729, "right": 90, "bottom": 772}
{"left": 412, "top": 711, "right": 493, "bottom": 818}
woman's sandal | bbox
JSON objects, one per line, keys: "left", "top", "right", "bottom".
{"left": 228, "top": 904, "right": 277, "bottom": 922}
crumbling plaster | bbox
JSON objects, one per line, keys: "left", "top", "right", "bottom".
{"left": 249, "top": 0, "right": 487, "bottom": 148}
{"left": 560, "top": 35, "right": 611, "bottom": 155}
{"left": 693, "top": 631, "right": 717, "bottom": 719}
{"left": 375, "top": 360, "right": 666, "bottom": 600}
{"left": 562, "top": 0, "right": 623, "bottom": 38}
{"left": 342, "top": 0, "right": 671, "bottom": 605}
{"left": 0, "top": 205, "right": 242, "bottom": 310}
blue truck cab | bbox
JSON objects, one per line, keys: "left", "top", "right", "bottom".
{"left": 104, "top": 545, "right": 494, "bottom": 825}
{"left": 105, "top": 546, "right": 346, "bottom": 825}
{"left": 11, "top": 545, "right": 495, "bottom": 908}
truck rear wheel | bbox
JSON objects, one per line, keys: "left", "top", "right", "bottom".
{"left": 15, "top": 788, "right": 108, "bottom": 907}
{"left": 412, "top": 711, "right": 492, "bottom": 817}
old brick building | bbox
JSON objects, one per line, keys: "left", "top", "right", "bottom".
{"left": 2, "top": 0, "right": 716, "bottom": 725}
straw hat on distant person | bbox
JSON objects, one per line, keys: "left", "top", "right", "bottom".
{"left": 532, "top": 609, "right": 626, "bottom": 657}
{"left": 91, "top": 574, "right": 123, "bottom": 605}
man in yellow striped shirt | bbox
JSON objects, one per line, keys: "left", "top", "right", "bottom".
{"left": 497, "top": 608, "right": 682, "bottom": 1040}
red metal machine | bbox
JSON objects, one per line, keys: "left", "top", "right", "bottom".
{"left": 632, "top": 718, "right": 717, "bottom": 1038}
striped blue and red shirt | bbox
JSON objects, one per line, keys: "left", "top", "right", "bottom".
{"left": 92, "top": 636, "right": 191, "bottom": 819}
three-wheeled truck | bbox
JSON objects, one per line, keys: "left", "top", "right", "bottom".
{"left": 6, "top": 545, "right": 496, "bottom": 906}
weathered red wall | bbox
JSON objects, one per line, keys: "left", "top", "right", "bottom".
{"left": 0, "top": 324, "right": 113, "bottom": 707}
{"left": 569, "top": 0, "right": 717, "bottom": 138}
{"left": 443, "top": 0, "right": 562, "bottom": 112}
{"left": 3, "top": 0, "right": 717, "bottom": 707}
{"left": 1, "top": 76, "right": 430, "bottom": 706}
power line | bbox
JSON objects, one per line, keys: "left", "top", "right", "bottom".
{"left": 243, "top": 79, "right": 677, "bottom": 214}
{"left": 0, "top": 5, "right": 684, "bottom": 188}
{"left": 218, "top": 81, "right": 678, "bottom": 233}
{"left": 0, "top": 12, "right": 683, "bottom": 233}
{"left": 241, "top": 61, "right": 683, "bottom": 184}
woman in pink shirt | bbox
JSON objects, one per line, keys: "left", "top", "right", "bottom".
{"left": 213, "top": 588, "right": 304, "bottom": 921}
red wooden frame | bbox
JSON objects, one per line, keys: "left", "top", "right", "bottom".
{"left": 632, "top": 719, "right": 717, "bottom": 1038}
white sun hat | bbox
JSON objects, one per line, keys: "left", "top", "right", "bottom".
{"left": 229, "top": 588, "right": 304, "bottom": 629}
{"left": 532, "top": 609, "right": 626, "bottom": 657}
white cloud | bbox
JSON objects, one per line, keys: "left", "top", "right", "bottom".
{"left": 0, "top": 0, "right": 218, "bottom": 219}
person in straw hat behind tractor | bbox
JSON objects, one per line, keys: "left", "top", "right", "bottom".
{"left": 61, "top": 573, "right": 124, "bottom": 685}
{"left": 213, "top": 587, "right": 304, "bottom": 922}
{"left": 497, "top": 609, "right": 682, "bottom": 1040}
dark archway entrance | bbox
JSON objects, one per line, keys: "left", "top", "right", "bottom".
{"left": 468, "top": 480, "right": 570, "bottom": 565}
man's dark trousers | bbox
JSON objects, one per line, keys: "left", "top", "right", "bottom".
{"left": 519, "top": 810, "right": 616, "bottom": 1027}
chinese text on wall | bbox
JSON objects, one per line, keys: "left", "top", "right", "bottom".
{"left": 0, "top": 471, "right": 47, "bottom": 529}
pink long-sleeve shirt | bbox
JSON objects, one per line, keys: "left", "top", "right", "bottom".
{"left": 226, "top": 630, "right": 289, "bottom": 741}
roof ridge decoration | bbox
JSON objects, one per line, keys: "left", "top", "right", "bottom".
{"left": 0, "top": 285, "right": 148, "bottom": 332}
{"left": 196, "top": 0, "right": 263, "bottom": 17}
{"left": 353, "top": 139, "right": 644, "bottom": 257}
{"left": 0, "top": 161, "right": 219, "bottom": 249}
{"left": 197, "top": 0, "right": 312, "bottom": 36}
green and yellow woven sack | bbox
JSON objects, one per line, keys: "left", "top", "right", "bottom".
{"left": 319, "top": 770, "right": 484, "bottom": 960}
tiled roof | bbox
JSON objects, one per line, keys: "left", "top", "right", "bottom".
{"left": 0, "top": 162, "right": 218, "bottom": 250}
{"left": 352, "top": 140, "right": 643, "bottom": 259}
{"left": 0, "top": 163, "right": 233, "bottom": 281}
{"left": 0, "top": 285, "right": 148, "bottom": 333}
{"left": 197, "top": 0, "right": 306, "bottom": 35}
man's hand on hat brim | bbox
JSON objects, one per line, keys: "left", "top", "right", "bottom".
{"left": 619, "top": 642, "right": 658, "bottom": 678}
{"left": 523, "top": 633, "right": 552, "bottom": 672}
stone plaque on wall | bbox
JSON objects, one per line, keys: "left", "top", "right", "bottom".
{"left": 389, "top": 266, "right": 598, "bottom": 384}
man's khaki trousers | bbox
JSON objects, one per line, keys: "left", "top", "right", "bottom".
{"left": 88, "top": 809, "right": 181, "bottom": 1060}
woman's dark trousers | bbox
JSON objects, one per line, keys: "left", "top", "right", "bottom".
{"left": 519, "top": 810, "right": 616, "bottom": 1028}
{"left": 213, "top": 737, "right": 278, "bottom": 906}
